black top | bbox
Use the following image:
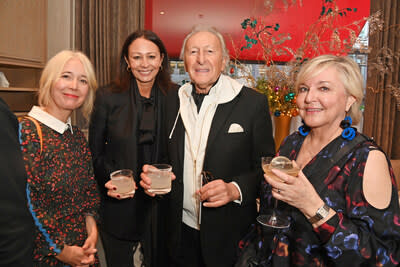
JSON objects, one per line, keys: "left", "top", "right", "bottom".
{"left": 136, "top": 82, "right": 157, "bottom": 171}
{"left": 0, "top": 98, "right": 34, "bottom": 267}
{"left": 191, "top": 85, "right": 208, "bottom": 112}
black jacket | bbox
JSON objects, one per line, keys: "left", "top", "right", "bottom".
{"left": 89, "top": 81, "right": 177, "bottom": 266}
{"left": 89, "top": 82, "right": 169, "bottom": 240}
{"left": 0, "top": 98, "right": 34, "bottom": 267}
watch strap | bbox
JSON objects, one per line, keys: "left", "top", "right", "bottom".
{"left": 308, "top": 203, "right": 330, "bottom": 224}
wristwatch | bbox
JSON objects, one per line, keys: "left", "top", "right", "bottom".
{"left": 308, "top": 203, "right": 330, "bottom": 224}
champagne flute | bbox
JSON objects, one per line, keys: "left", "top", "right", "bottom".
{"left": 257, "top": 156, "right": 299, "bottom": 229}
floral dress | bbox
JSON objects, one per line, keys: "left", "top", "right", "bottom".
{"left": 19, "top": 117, "right": 100, "bottom": 267}
{"left": 259, "top": 131, "right": 400, "bottom": 266}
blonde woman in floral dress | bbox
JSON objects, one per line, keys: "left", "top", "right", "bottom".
{"left": 19, "top": 50, "right": 100, "bottom": 267}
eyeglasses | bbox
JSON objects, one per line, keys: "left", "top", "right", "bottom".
{"left": 201, "top": 171, "right": 215, "bottom": 186}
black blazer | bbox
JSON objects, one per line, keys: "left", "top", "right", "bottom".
{"left": 0, "top": 98, "right": 34, "bottom": 267}
{"left": 89, "top": 82, "right": 168, "bottom": 240}
{"left": 165, "top": 85, "right": 275, "bottom": 267}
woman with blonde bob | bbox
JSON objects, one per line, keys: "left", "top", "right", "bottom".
{"left": 37, "top": 50, "right": 97, "bottom": 120}
{"left": 19, "top": 50, "right": 101, "bottom": 266}
{"left": 252, "top": 55, "right": 400, "bottom": 266}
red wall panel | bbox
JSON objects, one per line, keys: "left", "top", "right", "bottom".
{"left": 145, "top": 0, "right": 370, "bottom": 61}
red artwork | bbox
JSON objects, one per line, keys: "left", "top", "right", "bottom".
{"left": 145, "top": 0, "right": 370, "bottom": 62}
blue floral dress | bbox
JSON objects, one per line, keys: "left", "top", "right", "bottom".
{"left": 259, "top": 131, "right": 400, "bottom": 266}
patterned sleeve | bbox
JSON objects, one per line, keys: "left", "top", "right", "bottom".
{"left": 19, "top": 119, "right": 65, "bottom": 257}
{"left": 313, "top": 147, "right": 400, "bottom": 266}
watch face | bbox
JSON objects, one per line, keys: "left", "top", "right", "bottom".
{"left": 317, "top": 204, "right": 330, "bottom": 218}
{"left": 309, "top": 204, "right": 330, "bottom": 224}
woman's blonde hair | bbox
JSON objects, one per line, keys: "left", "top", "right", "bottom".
{"left": 294, "top": 55, "right": 364, "bottom": 124}
{"left": 38, "top": 50, "right": 98, "bottom": 120}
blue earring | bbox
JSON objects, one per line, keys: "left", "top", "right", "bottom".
{"left": 298, "top": 120, "right": 310, "bottom": 136}
{"left": 340, "top": 116, "right": 356, "bottom": 140}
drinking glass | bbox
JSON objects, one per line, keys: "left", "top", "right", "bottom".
{"left": 110, "top": 169, "right": 135, "bottom": 197}
{"left": 148, "top": 164, "right": 173, "bottom": 194}
{"left": 257, "top": 156, "right": 299, "bottom": 229}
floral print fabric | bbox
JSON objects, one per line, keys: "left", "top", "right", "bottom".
{"left": 259, "top": 132, "right": 400, "bottom": 266}
{"left": 20, "top": 118, "right": 100, "bottom": 266}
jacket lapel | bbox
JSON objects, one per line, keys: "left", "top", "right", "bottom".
{"left": 175, "top": 118, "right": 185, "bottom": 177}
{"left": 125, "top": 81, "right": 139, "bottom": 172}
{"left": 167, "top": 88, "right": 185, "bottom": 180}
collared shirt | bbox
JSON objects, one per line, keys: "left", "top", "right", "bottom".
{"left": 28, "top": 106, "right": 73, "bottom": 134}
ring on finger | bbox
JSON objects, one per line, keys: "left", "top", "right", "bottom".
{"left": 277, "top": 189, "right": 281, "bottom": 194}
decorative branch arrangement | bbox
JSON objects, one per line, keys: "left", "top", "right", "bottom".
{"left": 231, "top": 0, "right": 394, "bottom": 115}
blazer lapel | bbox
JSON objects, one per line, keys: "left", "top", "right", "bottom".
{"left": 175, "top": 117, "right": 185, "bottom": 176}
{"left": 125, "top": 83, "right": 139, "bottom": 172}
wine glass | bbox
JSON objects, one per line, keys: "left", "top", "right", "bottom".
{"left": 257, "top": 156, "right": 299, "bottom": 229}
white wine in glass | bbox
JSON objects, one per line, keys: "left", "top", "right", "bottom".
{"left": 257, "top": 156, "right": 299, "bottom": 229}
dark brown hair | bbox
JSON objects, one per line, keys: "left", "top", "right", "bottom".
{"left": 114, "top": 30, "right": 173, "bottom": 94}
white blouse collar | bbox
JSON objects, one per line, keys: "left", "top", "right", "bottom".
{"left": 28, "top": 106, "right": 73, "bottom": 134}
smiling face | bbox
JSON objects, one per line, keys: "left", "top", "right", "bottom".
{"left": 184, "top": 31, "right": 227, "bottom": 93}
{"left": 46, "top": 58, "right": 89, "bottom": 122}
{"left": 125, "top": 37, "right": 164, "bottom": 88}
{"left": 296, "top": 66, "right": 356, "bottom": 131}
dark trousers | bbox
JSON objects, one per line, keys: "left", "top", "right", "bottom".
{"left": 172, "top": 223, "right": 206, "bottom": 267}
{"left": 100, "top": 229, "right": 141, "bottom": 267}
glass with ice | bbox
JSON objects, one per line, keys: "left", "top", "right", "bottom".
{"left": 110, "top": 169, "right": 135, "bottom": 197}
{"left": 148, "top": 164, "right": 173, "bottom": 194}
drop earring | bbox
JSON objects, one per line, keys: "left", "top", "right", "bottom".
{"left": 340, "top": 116, "right": 356, "bottom": 140}
{"left": 298, "top": 120, "right": 310, "bottom": 136}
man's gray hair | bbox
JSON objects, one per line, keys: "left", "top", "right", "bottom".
{"left": 179, "top": 24, "right": 230, "bottom": 68}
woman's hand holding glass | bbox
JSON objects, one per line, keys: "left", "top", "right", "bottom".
{"left": 258, "top": 156, "right": 299, "bottom": 228}
{"left": 104, "top": 169, "right": 137, "bottom": 200}
{"left": 264, "top": 162, "right": 328, "bottom": 224}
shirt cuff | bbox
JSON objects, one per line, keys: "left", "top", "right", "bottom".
{"left": 231, "top": 181, "right": 242, "bottom": 204}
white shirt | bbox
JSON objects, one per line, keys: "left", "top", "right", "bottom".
{"left": 28, "top": 106, "right": 73, "bottom": 134}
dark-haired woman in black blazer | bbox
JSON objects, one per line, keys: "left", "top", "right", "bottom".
{"left": 89, "top": 30, "right": 177, "bottom": 267}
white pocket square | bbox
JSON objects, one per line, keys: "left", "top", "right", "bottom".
{"left": 228, "top": 123, "right": 244, "bottom": 133}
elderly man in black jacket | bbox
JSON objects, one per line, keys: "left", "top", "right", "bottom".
{"left": 141, "top": 25, "right": 275, "bottom": 267}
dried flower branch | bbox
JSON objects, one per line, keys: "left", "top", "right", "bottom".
{"left": 230, "top": 0, "right": 385, "bottom": 116}
{"left": 364, "top": 10, "right": 400, "bottom": 110}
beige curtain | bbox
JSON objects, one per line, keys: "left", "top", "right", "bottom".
{"left": 364, "top": 0, "right": 400, "bottom": 158}
{"left": 73, "top": 0, "right": 144, "bottom": 128}
{"left": 75, "top": 0, "right": 145, "bottom": 87}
